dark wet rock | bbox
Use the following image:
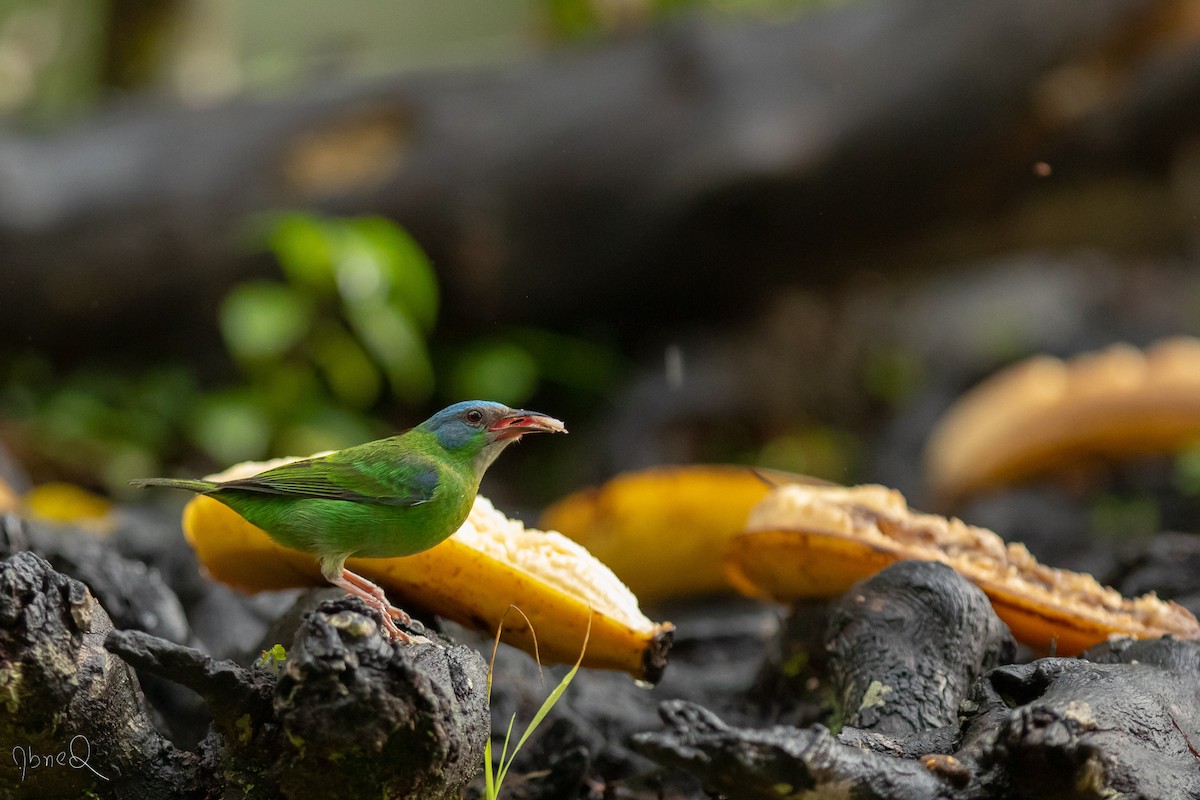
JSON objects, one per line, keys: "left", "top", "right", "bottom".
{"left": 2, "top": 552, "right": 490, "bottom": 800}
{"left": 748, "top": 598, "right": 833, "bottom": 727}
{"left": 1, "top": 506, "right": 303, "bottom": 746}
{"left": 111, "top": 505, "right": 303, "bottom": 664}
{"left": 0, "top": 513, "right": 190, "bottom": 644}
{"left": 836, "top": 725, "right": 960, "bottom": 759}
{"left": 117, "top": 595, "right": 489, "bottom": 800}
{"left": 1, "top": 512, "right": 218, "bottom": 746}
{"left": 270, "top": 597, "right": 488, "bottom": 800}
{"left": 184, "top": 581, "right": 301, "bottom": 663}
{"left": 826, "top": 560, "right": 1015, "bottom": 734}
{"left": 632, "top": 700, "right": 954, "bottom": 800}
{"left": 0, "top": 551, "right": 206, "bottom": 799}
{"left": 480, "top": 716, "right": 599, "bottom": 800}
{"left": 1115, "top": 531, "right": 1200, "bottom": 615}
{"left": 261, "top": 586, "right": 432, "bottom": 651}
{"left": 637, "top": 644, "right": 1200, "bottom": 800}
{"left": 635, "top": 564, "right": 1200, "bottom": 799}
{"left": 104, "top": 628, "right": 275, "bottom": 732}
{"left": 1084, "top": 632, "right": 1200, "bottom": 672}
{"left": 957, "top": 645, "right": 1200, "bottom": 799}
{"left": 648, "top": 596, "right": 780, "bottom": 727}
{"left": 630, "top": 560, "right": 1015, "bottom": 797}
{"left": 479, "top": 642, "right": 662, "bottom": 799}
{"left": 475, "top": 596, "right": 777, "bottom": 797}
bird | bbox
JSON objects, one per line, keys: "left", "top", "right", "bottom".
{"left": 132, "top": 400, "right": 566, "bottom": 643}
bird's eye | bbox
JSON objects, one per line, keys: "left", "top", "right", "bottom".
{"left": 465, "top": 409, "right": 484, "bottom": 425}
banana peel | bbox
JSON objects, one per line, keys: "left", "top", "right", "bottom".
{"left": 925, "top": 337, "right": 1200, "bottom": 505}
{"left": 542, "top": 465, "right": 826, "bottom": 603}
{"left": 22, "top": 481, "right": 116, "bottom": 535}
{"left": 181, "top": 457, "right": 673, "bottom": 682}
{"left": 725, "top": 482, "right": 1200, "bottom": 655}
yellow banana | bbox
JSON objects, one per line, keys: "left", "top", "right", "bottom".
{"left": 542, "top": 465, "right": 822, "bottom": 603}
{"left": 925, "top": 337, "right": 1200, "bottom": 506}
{"left": 182, "top": 457, "right": 674, "bottom": 682}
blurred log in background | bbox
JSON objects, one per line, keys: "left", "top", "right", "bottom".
{"left": 1, "top": 0, "right": 1200, "bottom": 498}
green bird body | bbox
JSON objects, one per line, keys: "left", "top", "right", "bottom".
{"left": 133, "top": 401, "right": 566, "bottom": 641}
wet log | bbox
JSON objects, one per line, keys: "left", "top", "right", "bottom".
{"left": 0, "top": 550, "right": 490, "bottom": 799}
{"left": 956, "top": 640, "right": 1200, "bottom": 798}
{"left": 634, "top": 700, "right": 952, "bottom": 800}
{"left": 0, "top": 0, "right": 1190, "bottom": 362}
{"left": 0, "top": 552, "right": 205, "bottom": 799}
{"left": 0, "top": 514, "right": 190, "bottom": 644}
{"left": 107, "top": 597, "right": 490, "bottom": 800}
{"left": 826, "top": 560, "right": 1015, "bottom": 734}
{"left": 635, "top": 560, "right": 1200, "bottom": 798}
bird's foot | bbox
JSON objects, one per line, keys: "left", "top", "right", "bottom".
{"left": 377, "top": 609, "right": 418, "bottom": 644}
{"left": 338, "top": 569, "right": 412, "bottom": 624}
{"left": 384, "top": 604, "right": 412, "bottom": 624}
{"left": 355, "top": 592, "right": 430, "bottom": 645}
{"left": 331, "top": 568, "right": 426, "bottom": 644}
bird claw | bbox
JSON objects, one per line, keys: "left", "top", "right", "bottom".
{"left": 384, "top": 604, "right": 412, "bottom": 625}
{"left": 377, "top": 612, "right": 435, "bottom": 646}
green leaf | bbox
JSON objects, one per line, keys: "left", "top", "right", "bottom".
{"left": 484, "top": 737, "right": 496, "bottom": 800}
{"left": 346, "top": 301, "right": 434, "bottom": 403}
{"left": 219, "top": 281, "right": 314, "bottom": 362}
{"left": 347, "top": 217, "right": 439, "bottom": 333}
{"left": 269, "top": 213, "right": 337, "bottom": 293}
{"left": 188, "top": 392, "right": 272, "bottom": 464}
{"left": 310, "top": 321, "right": 384, "bottom": 409}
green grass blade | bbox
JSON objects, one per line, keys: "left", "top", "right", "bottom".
{"left": 494, "top": 616, "right": 592, "bottom": 790}
{"left": 484, "top": 737, "right": 496, "bottom": 800}
{"left": 485, "top": 607, "right": 591, "bottom": 798}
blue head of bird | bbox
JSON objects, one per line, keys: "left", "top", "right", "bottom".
{"left": 419, "top": 401, "right": 567, "bottom": 474}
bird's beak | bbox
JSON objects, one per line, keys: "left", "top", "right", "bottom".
{"left": 489, "top": 409, "right": 567, "bottom": 441}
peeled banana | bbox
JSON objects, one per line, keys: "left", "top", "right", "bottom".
{"left": 725, "top": 482, "right": 1200, "bottom": 655}
{"left": 925, "top": 337, "right": 1200, "bottom": 505}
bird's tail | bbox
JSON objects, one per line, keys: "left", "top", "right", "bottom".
{"left": 129, "top": 477, "right": 218, "bottom": 494}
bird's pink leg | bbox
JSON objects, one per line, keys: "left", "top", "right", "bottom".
{"left": 327, "top": 569, "right": 414, "bottom": 643}
{"left": 338, "top": 569, "right": 412, "bottom": 624}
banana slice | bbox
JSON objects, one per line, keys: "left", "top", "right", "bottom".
{"left": 925, "top": 337, "right": 1200, "bottom": 505}
{"left": 182, "top": 457, "right": 674, "bottom": 682}
{"left": 725, "top": 482, "right": 1200, "bottom": 655}
{"left": 542, "top": 465, "right": 822, "bottom": 603}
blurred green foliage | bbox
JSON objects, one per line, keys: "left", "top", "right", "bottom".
{"left": 445, "top": 327, "right": 622, "bottom": 405}
{"left": 753, "top": 425, "right": 860, "bottom": 483}
{"left": 0, "top": 212, "right": 624, "bottom": 494}
{"left": 199, "top": 213, "right": 441, "bottom": 464}
{"left": 0, "top": 359, "right": 195, "bottom": 489}
{"left": 0, "top": 0, "right": 105, "bottom": 126}
{"left": 544, "top": 0, "right": 841, "bottom": 39}
{"left": 1089, "top": 494, "right": 1160, "bottom": 542}
{"left": 861, "top": 346, "right": 923, "bottom": 409}
{"left": 1173, "top": 443, "right": 1200, "bottom": 497}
